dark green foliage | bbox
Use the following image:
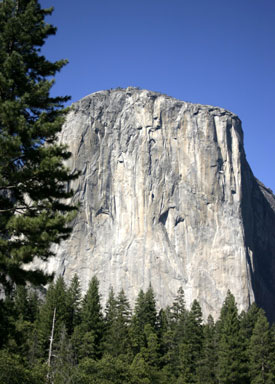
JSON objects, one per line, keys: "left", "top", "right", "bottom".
{"left": 178, "top": 299, "right": 204, "bottom": 383}
{"left": 196, "top": 315, "right": 217, "bottom": 384}
{"left": 139, "top": 323, "right": 160, "bottom": 372}
{"left": 1, "top": 276, "right": 275, "bottom": 384}
{"left": 270, "top": 324, "right": 275, "bottom": 380}
{"left": 0, "top": 0, "right": 78, "bottom": 292}
{"left": 143, "top": 284, "right": 158, "bottom": 329}
{"left": 169, "top": 286, "right": 186, "bottom": 324}
{"left": 103, "top": 288, "right": 131, "bottom": 357}
{"left": 239, "top": 302, "right": 260, "bottom": 341}
{"left": 81, "top": 276, "right": 103, "bottom": 333}
{"left": 66, "top": 274, "right": 82, "bottom": 335}
{"left": 0, "top": 349, "right": 46, "bottom": 384}
{"left": 77, "top": 355, "right": 131, "bottom": 384}
{"left": 130, "top": 285, "right": 158, "bottom": 354}
{"left": 239, "top": 302, "right": 261, "bottom": 383}
{"left": 72, "top": 276, "right": 104, "bottom": 360}
{"left": 49, "top": 325, "right": 77, "bottom": 384}
{"left": 248, "top": 309, "right": 273, "bottom": 384}
{"left": 159, "top": 287, "right": 186, "bottom": 380}
{"left": 216, "top": 290, "right": 245, "bottom": 384}
{"left": 115, "top": 289, "right": 132, "bottom": 355}
{"left": 130, "top": 289, "right": 146, "bottom": 352}
{"left": 37, "top": 276, "right": 68, "bottom": 358}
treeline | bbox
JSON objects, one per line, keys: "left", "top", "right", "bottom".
{"left": 0, "top": 275, "right": 274, "bottom": 384}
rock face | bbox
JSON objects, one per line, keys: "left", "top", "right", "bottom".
{"left": 44, "top": 88, "right": 275, "bottom": 321}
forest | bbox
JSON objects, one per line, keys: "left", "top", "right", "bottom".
{"left": 0, "top": 275, "right": 274, "bottom": 384}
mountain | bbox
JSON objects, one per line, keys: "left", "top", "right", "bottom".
{"left": 41, "top": 87, "right": 275, "bottom": 321}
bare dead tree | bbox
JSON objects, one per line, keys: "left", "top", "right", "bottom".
{"left": 47, "top": 307, "right": 56, "bottom": 383}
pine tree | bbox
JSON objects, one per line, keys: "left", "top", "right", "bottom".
{"left": 65, "top": 274, "right": 82, "bottom": 335}
{"left": 178, "top": 299, "right": 203, "bottom": 383}
{"left": 130, "top": 289, "right": 146, "bottom": 353}
{"left": 13, "top": 284, "right": 29, "bottom": 319}
{"left": 0, "top": 349, "right": 46, "bottom": 384}
{"left": 81, "top": 276, "right": 104, "bottom": 336}
{"left": 115, "top": 289, "right": 131, "bottom": 356}
{"left": 102, "top": 287, "right": 118, "bottom": 356}
{"left": 157, "top": 308, "right": 168, "bottom": 358}
{"left": 269, "top": 324, "right": 275, "bottom": 380}
{"left": 239, "top": 302, "right": 260, "bottom": 384}
{"left": 72, "top": 275, "right": 104, "bottom": 360}
{"left": 50, "top": 325, "right": 77, "bottom": 384}
{"left": 248, "top": 309, "right": 273, "bottom": 384}
{"left": 216, "top": 290, "right": 245, "bottom": 384}
{"left": 160, "top": 288, "right": 187, "bottom": 380}
{"left": 0, "top": 0, "right": 78, "bottom": 292}
{"left": 169, "top": 286, "right": 186, "bottom": 324}
{"left": 143, "top": 284, "right": 158, "bottom": 330}
{"left": 37, "top": 276, "right": 68, "bottom": 358}
{"left": 104, "top": 287, "right": 117, "bottom": 326}
{"left": 196, "top": 315, "right": 217, "bottom": 384}
{"left": 103, "top": 288, "right": 132, "bottom": 358}
{"left": 130, "top": 285, "right": 158, "bottom": 355}
{"left": 239, "top": 302, "right": 260, "bottom": 342}
{"left": 7, "top": 285, "right": 39, "bottom": 358}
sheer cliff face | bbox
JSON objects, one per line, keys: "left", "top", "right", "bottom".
{"left": 45, "top": 88, "right": 275, "bottom": 320}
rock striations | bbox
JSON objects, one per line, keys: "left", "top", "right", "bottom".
{"left": 43, "top": 88, "right": 275, "bottom": 321}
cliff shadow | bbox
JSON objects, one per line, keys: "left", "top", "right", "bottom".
{"left": 241, "top": 160, "right": 275, "bottom": 323}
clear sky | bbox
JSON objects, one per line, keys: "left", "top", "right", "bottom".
{"left": 41, "top": 0, "right": 275, "bottom": 192}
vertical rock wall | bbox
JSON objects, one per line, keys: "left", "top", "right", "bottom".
{"left": 43, "top": 88, "right": 275, "bottom": 320}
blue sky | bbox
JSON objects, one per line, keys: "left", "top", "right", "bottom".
{"left": 41, "top": 0, "right": 275, "bottom": 192}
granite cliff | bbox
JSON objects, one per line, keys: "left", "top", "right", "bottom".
{"left": 42, "top": 88, "right": 275, "bottom": 321}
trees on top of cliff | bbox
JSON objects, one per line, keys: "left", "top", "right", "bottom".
{"left": 0, "top": 0, "right": 78, "bottom": 292}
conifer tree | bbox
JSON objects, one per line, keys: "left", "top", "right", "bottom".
{"left": 37, "top": 276, "right": 68, "bottom": 358}
{"left": 13, "top": 284, "right": 29, "bottom": 319}
{"left": 81, "top": 276, "right": 104, "bottom": 335}
{"left": 178, "top": 299, "right": 203, "bottom": 383}
{"left": 0, "top": 0, "right": 78, "bottom": 292}
{"left": 103, "top": 289, "right": 131, "bottom": 357}
{"left": 269, "top": 324, "right": 275, "bottom": 380}
{"left": 65, "top": 274, "right": 82, "bottom": 335}
{"left": 50, "top": 325, "right": 77, "bottom": 384}
{"left": 196, "top": 314, "right": 217, "bottom": 384}
{"left": 8, "top": 285, "right": 38, "bottom": 358}
{"left": 130, "top": 285, "right": 158, "bottom": 354}
{"left": 143, "top": 284, "right": 158, "bottom": 330}
{"left": 248, "top": 309, "right": 273, "bottom": 384}
{"left": 161, "top": 288, "right": 186, "bottom": 380}
{"left": 239, "top": 302, "right": 260, "bottom": 383}
{"left": 216, "top": 290, "right": 245, "bottom": 384}
{"left": 157, "top": 308, "right": 168, "bottom": 358}
{"left": 169, "top": 286, "right": 186, "bottom": 324}
{"left": 72, "top": 275, "right": 104, "bottom": 360}
{"left": 239, "top": 302, "right": 260, "bottom": 342}
{"left": 104, "top": 287, "right": 117, "bottom": 326}
{"left": 130, "top": 289, "right": 146, "bottom": 353}
{"left": 115, "top": 289, "right": 131, "bottom": 355}
{"left": 142, "top": 323, "right": 160, "bottom": 367}
{"left": 102, "top": 287, "right": 119, "bottom": 356}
